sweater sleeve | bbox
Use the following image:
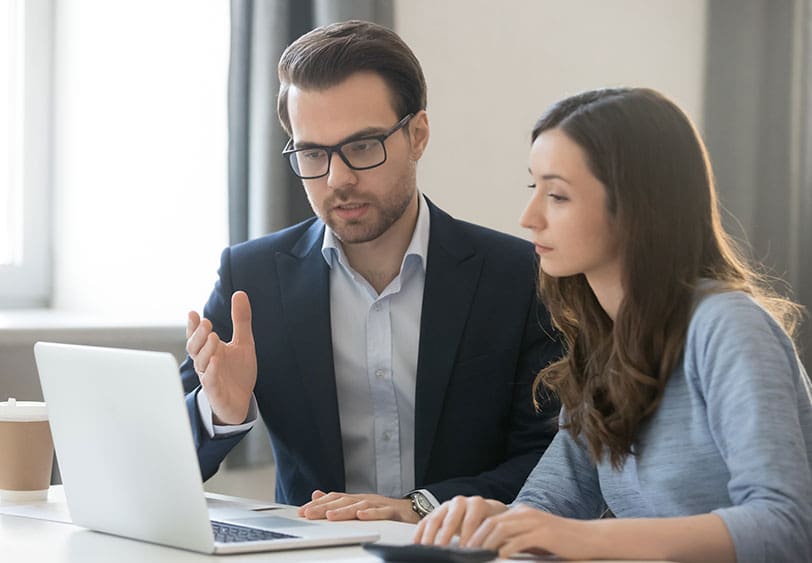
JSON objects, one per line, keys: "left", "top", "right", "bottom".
{"left": 513, "top": 421, "right": 606, "bottom": 519}
{"left": 688, "top": 292, "right": 812, "bottom": 563}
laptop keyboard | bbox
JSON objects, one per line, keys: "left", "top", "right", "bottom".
{"left": 211, "top": 520, "right": 299, "bottom": 543}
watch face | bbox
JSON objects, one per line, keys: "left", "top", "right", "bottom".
{"left": 412, "top": 492, "right": 433, "bottom": 515}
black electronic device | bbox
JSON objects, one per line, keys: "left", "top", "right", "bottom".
{"left": 362, "top": 542, "right": 498, "bottom": 562}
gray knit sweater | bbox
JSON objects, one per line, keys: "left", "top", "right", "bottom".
{"left": 515, "top": 291, "right": 812, "bottom": 562}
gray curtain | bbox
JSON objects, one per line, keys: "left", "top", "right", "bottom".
{"left": 225, "top": 0, "right": 394, "bottom": 469}
{"left": 704, "top": 0, "right": 812, "bottom": 362}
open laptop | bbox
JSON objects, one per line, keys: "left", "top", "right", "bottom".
{"left": 33, "top": 341, "right": 379, "bottom": 554}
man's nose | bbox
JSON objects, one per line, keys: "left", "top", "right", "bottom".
{"left": 326, "top": 152, "right": 357, "bottom": 189}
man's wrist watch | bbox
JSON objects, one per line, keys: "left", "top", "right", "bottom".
{"left": 407, "top": 491, "right": 434, "bottom": 519}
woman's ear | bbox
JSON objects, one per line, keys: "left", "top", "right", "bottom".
{"left": 408, "top": 110, "right": 430, "bottom": 161}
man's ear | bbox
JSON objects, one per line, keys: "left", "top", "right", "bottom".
{"left": 408, "top": 110, "right": 430, "bottom": 161}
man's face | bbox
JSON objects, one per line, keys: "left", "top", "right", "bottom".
{"left": 286, "top": 72, "right": 428, "bottom": 245}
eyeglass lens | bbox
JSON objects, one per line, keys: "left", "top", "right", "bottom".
{"left": 290, "top": 139, "right": 386, "bottom": 178}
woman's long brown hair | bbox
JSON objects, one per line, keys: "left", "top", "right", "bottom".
{"left": 532, "top": 88, "right": 802, "bottom": 469}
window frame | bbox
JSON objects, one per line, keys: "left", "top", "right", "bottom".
{"left": 0, "top": 0, "right": 53, "bottom": 308}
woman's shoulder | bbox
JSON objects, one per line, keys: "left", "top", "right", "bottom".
{"left": 690, "top": 287, "right": 779, "bottom": 334}
{"left": 685, "top": 286, "right": 799, "bottom": 373}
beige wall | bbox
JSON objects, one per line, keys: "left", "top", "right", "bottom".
{"left": 395, "top": 0, "right": 707, "bottom": 238}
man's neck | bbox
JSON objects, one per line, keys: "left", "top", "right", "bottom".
{"left": 342, "top": 193, "right": 420, "bottom": 294}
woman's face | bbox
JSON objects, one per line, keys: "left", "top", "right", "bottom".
{"left": 520, "top": 127, "right": 621, "bottom": 286}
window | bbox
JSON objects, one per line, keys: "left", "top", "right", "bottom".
{"left": 1, "top": 1, "right": 228, "bottom": 317}
{"left": 0, "top": 0, "right": 51, "bottom": 308}
{"left": 0, "top": 1, "right": 16, "bottom": 266}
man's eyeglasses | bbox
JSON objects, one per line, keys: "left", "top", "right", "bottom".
{"left": 282, "top": 113, "right": 414, "bottom": 180}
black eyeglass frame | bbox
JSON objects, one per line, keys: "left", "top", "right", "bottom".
{"left": 281, "top": 113, "right": 415, "bottom": 179}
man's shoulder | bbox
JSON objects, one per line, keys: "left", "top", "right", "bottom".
{"left": 452, "top": 217, "right": 531, "bottom": 251}
{"left": 229, "top": 216, "right": 323, "bottom": 258}
{"left": 428, "top": 202, "right": 533, "bottom": 261}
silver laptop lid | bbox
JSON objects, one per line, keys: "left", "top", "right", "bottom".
{"left": 34, "top": 342, "right": 215, "bottom": 552}
{"left": 34, "top": 342, "right": 380, "bottom": 555}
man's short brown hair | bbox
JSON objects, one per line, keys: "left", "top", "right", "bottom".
{"left": 277, "top": 20, "right": 427, "bottom": 136}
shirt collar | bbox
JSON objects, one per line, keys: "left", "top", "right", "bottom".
{"left": 321, "top": 192, "right": 430, "bottom": 273}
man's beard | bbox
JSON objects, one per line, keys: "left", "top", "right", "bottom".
{"left": 311, "top": 171, "right": 417, "bottom": 244}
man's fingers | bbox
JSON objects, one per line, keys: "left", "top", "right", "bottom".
{"left": 325, "top": 500, "right": 369, "bottom": 521}
{"left": 187, "top": 317, "right": 214, "bottom": 357}
{"left": 356, "top": 506, "right": 394, "bottom": 521}
{"left": 194, "top": 332, "right": 220, "bottom": 376}
{"left": 301, "top": 495, "right": 355, "bottom": 520}
{"left": 199, "top": 355, "right": 220, "bottom": 391}
{"left": 230, "top": 291, "right": 254, "bottom": 345}
{"left": 186, "top": 311, "right": 201, "bottom": 340}
{"left": 297, "top": 490, "right": 327, "bottom": 516}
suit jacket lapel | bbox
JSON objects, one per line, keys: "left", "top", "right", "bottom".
{"left": 414, "top": 202, "right": 482, "bottom": 485}
{"left": 275, "top": 220, "right": 345, "bottom": 490}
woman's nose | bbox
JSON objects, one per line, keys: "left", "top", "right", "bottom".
{"left": 519, "top": 189, "right": 546, "bottom": 232}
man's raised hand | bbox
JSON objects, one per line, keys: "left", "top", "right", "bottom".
{"left": 186, "top": 291, "right": 257, "bottom": 425}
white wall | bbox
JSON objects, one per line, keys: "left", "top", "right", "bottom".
{"left": 51, "top": 0, "right": 229, "bottom": 321}
{"left": 396, "top": 0, "right": 707, "bottom": 238}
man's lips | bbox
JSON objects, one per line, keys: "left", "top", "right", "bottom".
{"left": 534, "top": 243, "right": 553, "bottom": 254}
{"left": 333, "top": 202, "right": 370, "bottom": 220}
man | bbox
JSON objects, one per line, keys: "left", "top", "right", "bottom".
{"left": 182, "top": 20, "right": 561, "bottom": 524}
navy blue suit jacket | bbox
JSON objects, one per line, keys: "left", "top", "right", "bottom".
{"left": 181, "top": 199, "right": 561, "bottom": 506}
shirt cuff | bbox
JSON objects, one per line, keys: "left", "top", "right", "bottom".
{"left": 196, "top": 388, "right": 258, "bottom": 439}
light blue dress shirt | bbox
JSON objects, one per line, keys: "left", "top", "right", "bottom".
{"left": 199, "top": 193, "right": 433, "bottom": 501}
{"left": 323, "top": 193, "right": 429, "bottom": 498}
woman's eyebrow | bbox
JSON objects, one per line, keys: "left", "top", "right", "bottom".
{"left": 541, "top": 173, "right": 570, "bottom": 184}
{"left": 528, "top": 168, "right": 571, "bottom": 185}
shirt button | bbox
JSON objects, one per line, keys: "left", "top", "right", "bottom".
{"left": 373, "top": 303, "right": 382, "bottom": 312}
{"left": 382, "top": 431, "right": 391, "bottom": 441}
{"left": 375, "top": 369, "right": 384, "bottom": 378}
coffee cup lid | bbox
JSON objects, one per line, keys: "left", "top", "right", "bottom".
{"left": 0, "top": 398, "right": 48, "bottom": 422}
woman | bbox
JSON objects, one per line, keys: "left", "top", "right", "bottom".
{"left": 414, "top": 88, "right": 812, "bottom": 562}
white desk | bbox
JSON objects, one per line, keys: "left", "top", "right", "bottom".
{"left": 0, "top": 486, "right": 413, "bottom": 562}
{"left": 0, "top": 512, "right": 420, "bottom": 562}
{"left": 0, "top": 487, "right": 667, "bottom": 562}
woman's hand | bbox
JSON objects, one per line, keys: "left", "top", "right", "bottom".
{"left": 466, "top": 504, "right": 586, "bottom": 560}
{"left": 413, "top": 496, "right": 508, "bottom": 546}
{"left": 421, "top": 500, "right": 738, "bottom": 561}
